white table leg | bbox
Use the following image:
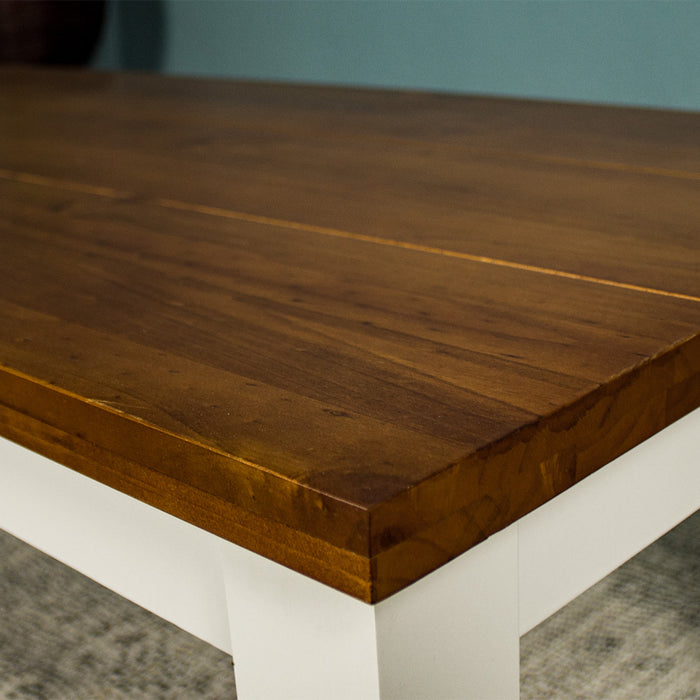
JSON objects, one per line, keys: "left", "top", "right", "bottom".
{"left": 219, "top": 541, "right": 381, "bottom": 700}
{"left": 375, "top": 524, "right": 519, "bottom": 700}
{"left": 219, "top": 524, "right": 519, "bottom": 700}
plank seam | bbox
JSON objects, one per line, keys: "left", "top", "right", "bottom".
{"left": 1, "top": 167, "right": 698, "bottom": 304}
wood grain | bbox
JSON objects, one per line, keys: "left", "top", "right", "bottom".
{"left": 0, "top": 68, "right": 698, "bottom": 601}
{"left": 1, "top": 67, "right": 698, "bottom": 298}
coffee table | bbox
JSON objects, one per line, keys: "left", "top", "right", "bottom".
{"left": 1, "top": 67, "right": 698, "bottom": 699}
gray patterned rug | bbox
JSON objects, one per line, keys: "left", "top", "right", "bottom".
{"left": 1, "top": 510, "right": 698, "bottom": 699}
{"left": 0, "top": 532, "right": 236, "bottom": 699}
{"left": 521, "top": 509, "right": 700, "bottom": 700}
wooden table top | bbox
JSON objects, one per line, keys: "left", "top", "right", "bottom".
{"left": 1, "top": 67, "right": 698, "bottom": 602}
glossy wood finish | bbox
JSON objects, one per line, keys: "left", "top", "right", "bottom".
{"left": 0, "top": 67, "right": 698, "bottom": 601}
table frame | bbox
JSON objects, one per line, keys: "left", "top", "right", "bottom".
{"left": 1, "top": 407, "right": 698, "bottom": 699}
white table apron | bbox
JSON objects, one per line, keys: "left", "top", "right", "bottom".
{"left": 1, "top": 407, "right": 698, "bottom": 700}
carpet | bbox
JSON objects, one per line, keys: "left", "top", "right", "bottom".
{"left": 521, "top": 509, "right": 700, "bottom": 700}
{"left": 0, "top": 531, "right": 236, "bottom": 699}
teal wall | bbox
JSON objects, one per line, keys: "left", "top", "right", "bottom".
{"left": 92, "top": 1, "right": 700, "bottom": 111}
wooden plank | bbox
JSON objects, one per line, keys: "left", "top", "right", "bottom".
{"left": 0, "top": 176, "right": 698, "bottom": 600}
{"left": 1, "top": 68, "right": 698, "bottom": 298}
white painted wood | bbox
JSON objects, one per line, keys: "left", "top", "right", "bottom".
{"left": 0, "top": 437, "right": 232, "bottom": 653}
{"left": 219, "top": 541, "right": 381, "bottom": 700}
{"left": 220, "top": 523, "right": 519, "bottom": 700}
{"left": 518, "top": 406, "right": 700, "bottom": 635}
{"left": 375, "top": 524, "right": 520, "bottom": 700}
